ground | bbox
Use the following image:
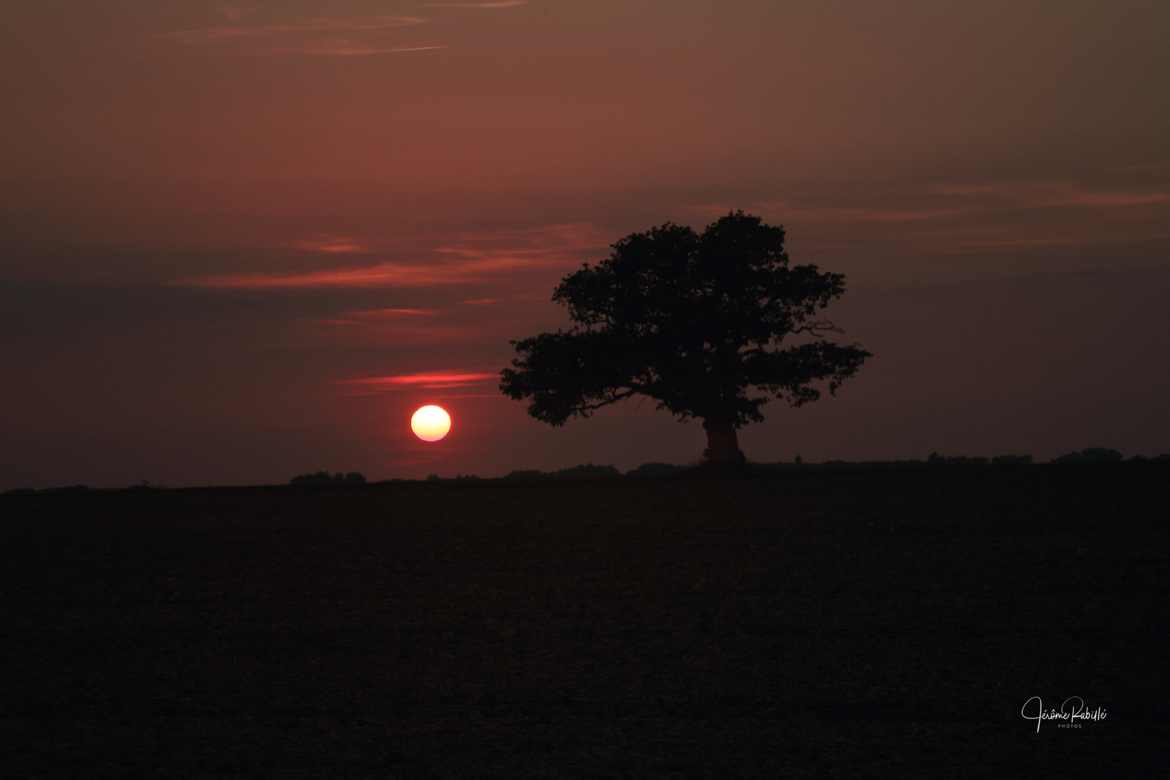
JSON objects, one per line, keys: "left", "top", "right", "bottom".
{"left": 2, "top": 465, "right": 1166, "bottom": 777}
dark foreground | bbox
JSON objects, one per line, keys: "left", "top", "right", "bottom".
{"left": 3, "top": 465, "right": 1167, "bottom": 777}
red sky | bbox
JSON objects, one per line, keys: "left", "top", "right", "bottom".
{"left": 2, "top": 1, "right": 1169, "bottom": 487}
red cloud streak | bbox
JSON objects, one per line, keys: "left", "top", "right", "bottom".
{"left": 180, "top": 254, "right": 558, "bottom": 289}
{"left": 343, "top": 371, "right": 496, "bottom": 388}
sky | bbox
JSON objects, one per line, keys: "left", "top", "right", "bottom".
{"left": 2, "top": 0, "right": 1169, "bottom": 487}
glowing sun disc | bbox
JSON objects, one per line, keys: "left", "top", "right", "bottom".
{"left": 411, "top": 405, "right": 451, "bottom": 442}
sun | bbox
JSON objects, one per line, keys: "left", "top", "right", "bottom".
{"left": 410, "top": 405, "right": 451, "bottom": 442}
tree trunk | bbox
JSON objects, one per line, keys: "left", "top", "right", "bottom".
{"left": 702, "top": 419, "right": 745, "bottom": 465}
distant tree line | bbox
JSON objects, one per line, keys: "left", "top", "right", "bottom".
{"left": 427, "top": 464, "right": 624, "bottom": 482}
{"left": 415, "top": 449, "right": 1169, "bottom": 482}
{"left": 289, "top": 471, "right": 367, "bottom": 486}
{"left": 1050, "top": 447, "right": 1126, "bottom": 464}
{"left": 928, "top": 452, "right": 1033, "bottom": 465}
{"left": 3, "top": 450, "right": 1165, "bottom": 495}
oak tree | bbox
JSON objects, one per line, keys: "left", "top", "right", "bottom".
{"left": 500, "top": 212, "right": 871, "bottom": 464}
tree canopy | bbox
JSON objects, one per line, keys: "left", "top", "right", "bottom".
{"left": 499, "top": 211, "right": 871, "bottom": 462}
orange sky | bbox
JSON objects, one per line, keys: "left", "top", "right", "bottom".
{"left": 2, "top": 1, "right": 1169, "bottom": 487}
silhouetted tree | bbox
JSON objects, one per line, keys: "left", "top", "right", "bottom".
{"left": 291, "top": 471, "right": 366, "bottom": 485}
{"left": 550, "top": 464, "right": 621, "bottom": 480}
{"left": 1053, "top": 448, "right": 1124, "bottom": 464}
{"left": 625, "top": 462, "right": 684, "bottom": 478}
{"left": 992, "top": 454, "right": 1033, "bottom": 465}
{"left": 500, "top": 212, "right": 871, "bottom": 464}
{"left": 502, "top": 469, "right": 545, "bottom": 480}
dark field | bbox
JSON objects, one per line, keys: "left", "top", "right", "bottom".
{"left": 3, "top": 466, "right": 1167, "bottom": 777}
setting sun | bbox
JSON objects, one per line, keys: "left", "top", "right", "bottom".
{"left": 410, "top": 405, "right": 451, "bottom": 443}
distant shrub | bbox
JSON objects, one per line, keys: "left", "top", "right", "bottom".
{"left": 625, "top": 462, "right": 685, "bottom": 478}
{"left": 551, "top": 464, "right": 621, "bottom": 480}
{"left": 747, "top": 461, "right": 798, "bottom": 472}
{"left": 991, "top": 454, "right": 1033, "bottom": 465}
{"left": 928, "top": 453, "right": 989, "bottom": 465}
{"left": 503, "top": 464, "right": 621, "bottom": 481}
{"left": 290, "top": 472, "right": 330, "bottom": 485}
{"left": 503, "top": 469, "right": 545, "bottom": 480}
{"left": 291, "top": 471, "right": 366, "bottom": 485}
{"left": 1052, "top": 448, "right": 1124, "bottom": 464}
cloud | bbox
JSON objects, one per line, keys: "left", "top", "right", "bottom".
{"left": 290, "top": 237, "right": 368, "bottom": 254}
{"left": 944, "top": 232, "right": 1170, "bottom": 254}
{"left": 165, "top": 2, "right": 530, "bottom": 57}
{"left": 461, "top": 297, "right": 499, "bottom": 305}
{"left": 1054, "top": 190, "right": 1169, "bottom": 208}
{"left": 180, "top": 254, "right": 552, "bottom": 289}
{"left": 425, "top": 1, "right": 528, "bottom": 7}
{"left": 688, "top": 181, "right": 1169, "bottom": 238}
{"left": 350, "top": 307, "right": 437, "bottom": 318}
{"left": 282, "top": 42, "right": 446, "bottom": 57}
{"left": 161, "top": 14, "right": 439, "bottom": 57}
{"left": 937, "top": 182, "right": 1170, "bottom": 209}
{"left": 163, "top": 16, "right": 427, "bottom": 45}
{"left": 793, "top": 206, "right": 965, "bottom": 223}
{"left": 688, "top": 201, "right": 966, "bottom": 224}
{"left": 437, "top": 222, "right": 610, "bottom": 258}
{"left": 944, "top": 236, "right": 1090, "bottom": 252}
{"left": 342, "top": 371, "right": 496, "bottom": 390}
{"left": 180, "top": 222, "right": 602, "bottom": 290}
{"left": 1106, "top": 161, "right": 1170, "bottom": 173}
{"left": 220, "top": 6, "right": 255, "bottom": 22}
{"left": 935, "top": 184, "right": 999, "bottom": 197}
{"left": 318, "top": 308, "right": 438, "bottom": 325}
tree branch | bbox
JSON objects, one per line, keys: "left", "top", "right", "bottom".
{"left": 793, "top": 319, "right": 843, "bottom": 337}
{"left": 575, "top": 388, "right": 637, "bottom": 413}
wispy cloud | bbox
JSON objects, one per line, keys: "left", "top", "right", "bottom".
{"left": 691, "top": 181, "right": 1169, "bottom": 233}
{"left": 220, "top": 5, "right": 255, "bottom": 23}
{"left": 181, "top": 254, "right": 552, "bottom": 290}
{"left": 794, "top": 206, "right": 965, "bottom": 223}
{"left": 937, "top": 182, "right": 1170, "bottom": 209}
{"left": 1053, "top": 190, "right": 1169, "bottom": 208}
{"left": 437, "top": 222, "right": 610, "bottom": 258}
{"left": 342, "top": 371, "right": 496, "bottom": 390}
{"left": 161, "top": 14, "right": 439, "bottom": 57}
{"left": 935, "top": 184, "right": 999, "bottom": 197}
{"left": 350, "top": 307, "right": 437, "bottom": 318}
{"left": 318, "top": 307, "right": 438, "bottom": 326}
{"left": 181, "top": 222, "right": 602, "bottom": 290}
{"left": 163, "top": 15, "right": 426, "bottom": 44}
{"left": 290, "top": 237, "right": 368, "bottom": 254}
{"left": 461, "top": 297, "right": 499, "bottom": 306}
{"left": 689, "top": 201, "right": 965, "bottom": 224}
{"left": 944, "top": 232, "right": 1170, "bottom": 254}
{"left": 425, "top": 1, "right": 528, "bottom": 7}
{"left": 282, "top": 42, "right": 446, "bottom": 57}
{"left": 1106, "top": 161, "right": 1170, "bottom": 174}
